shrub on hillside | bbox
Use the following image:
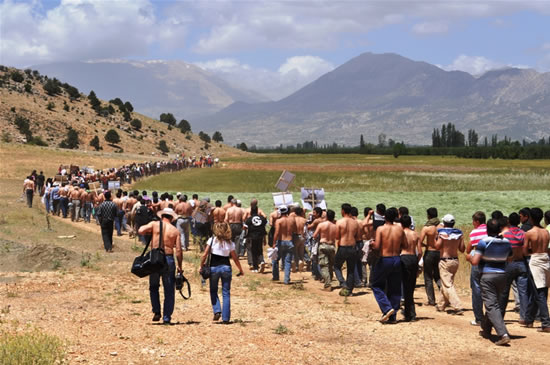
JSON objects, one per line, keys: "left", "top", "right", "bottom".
{"left": 160, "top": 113, "right": 176, "bottom": 126}
{"left": 24, "top": 83, "right": 32, "bottom": 93}
{"left": 158, "top": 140, "right": 169, "bottom": 153}
{"left": 14, "top": 115, "right": 32, "bottom": 140}
{"left": 212, "top": 131, "right": 223, "bottom": 142}
{"left": 124, "top": 101, "right": 134, "bottom": 112}
{"left": 130, "top": 119, "right": 142, "bottom": 130}
{"left": 89, "top": 135, "right": 101, "bottom": 151}
{"left": 198, "top": 131, "right": 211, "bottom": 143}
{"left": 179, "top": 119, "right": 191, "bottom": 133}
{"left": 104, "top": 129, "right": 121, "bottom": 145}
{"left": 10, "top": 71, "right": 24, "bottom": 83}
{"left": 46, "top": 102, "right": 55, "bottom": 110}
{"left": 43, "top": 79, "right": 61, "bottom": 96}
{"left": 59, "top": 128, "right": 79, "bottom": 149}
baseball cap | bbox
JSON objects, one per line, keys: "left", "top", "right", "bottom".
{"left": 442, "top": 214, "right": 455, "bottom": 224}
{"left": 278, "top": 205, "right": 288, "bottom": 214}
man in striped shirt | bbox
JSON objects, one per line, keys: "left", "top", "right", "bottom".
{"left": 499, "top": 213, "right": 529, "bottom": 322}
{"left": 467, "top": 211, "right": 487, "bottom": 326}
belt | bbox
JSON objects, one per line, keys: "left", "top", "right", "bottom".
{"left": 441, "top": 257, "right": 458, "bottom": 261}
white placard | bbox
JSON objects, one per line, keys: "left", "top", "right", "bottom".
{"left": 272, "top": 192, "right": 293, "bottom": 207}
{"left": 301, "top": 187, "right": 326, "bottom": 210}
{"left": 275, "top": 170, "right": 295, "bottom": 192}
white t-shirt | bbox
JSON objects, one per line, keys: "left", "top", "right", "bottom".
{"left": 207, "top": 237, "right": 235, "bottom": 257}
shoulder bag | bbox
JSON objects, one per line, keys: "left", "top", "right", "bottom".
{"left": 199, "top": 237, "right": 213, "bottom": 279}
{"left": 131, "top": 221, "right": 168, "bottom": 278}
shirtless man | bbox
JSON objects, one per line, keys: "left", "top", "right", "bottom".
{"left": 212, "top": 200, "right": 226, "bottom": 223}
{"left": 420, "top": 207, "right": 441, "bottom": 306}
{"left": 371, "top": 207, "right": 407, "bottom": 323}
{"left": 82, "top": 189, "right": 94, "bottom": 223}
{"left": 293, "top": 207, "right": 307, "bottom": 272}
{"left": 401, "top": 215, "right": 422, "bottom": 321}
{"left": 334, "top": 203, "right": 362, "bottom": 296}
{"left": 125, "top": 192, "right": 138, "bottom": 236}
{"left": 268, "top": 207, "right": 280, "bottom": 247}
{"left": 225, "top": 199, "right": 244, "bottom": 255}
{"left": 313, "top": 210, "right": 338, "bottom": 290}
{"left": 23, "top": 177, "right": 35, "bottom": 208}
{"left": 243, "top": 198, "right": 266, "bottom": 221}
{"left": 434, "top": 214, "right": 465, "bottom": 314}
{"left": 523, "top": 207, "right": 550, "bottom": 332}
{"left": 113, "top": 191, "right": 124, "bottom": 236}
{"left": 69, "top": 186, "right": 81, "bottom": 222}
{"left": 273, "top": 206, "right": 297, "bottom": 284}
{"left": 138, "top": 208, "right": 183, "bottom": 324}
{"left": 222, "top": 195, "right": 234, "bottom": 211}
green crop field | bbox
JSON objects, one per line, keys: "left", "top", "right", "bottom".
{"left": 133, "top": 154, "right": 550, "bottom": 225}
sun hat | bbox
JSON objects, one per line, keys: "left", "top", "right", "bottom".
{"left": 157, "top": 207, "right": 178, "bottom": 221}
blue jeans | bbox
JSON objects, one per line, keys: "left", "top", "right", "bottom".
{"left": 83, "top": 202, "right": 92, "bottom": 223}
{"left": 210, "top": 265, "right": 232, "bottom": 322}
{"left": 115, "top": 210, "right": 124, "bottom": 236}
{"left": 372, "top": 256, "right": 402, "bottom": 320}
{"left": 470, "top": 264, "right": 484, "bottom": 322}
{"left": 149, "top": 256, "right": 176, "bottom": 322}
{"left": 60, "top": 197, "right": 68, "bottom": 218}
{"left": 272, "top": 240, "right": 294, "bottom": 284}
{"left": 500, "top": 260, "right": 529, "bottom": 321}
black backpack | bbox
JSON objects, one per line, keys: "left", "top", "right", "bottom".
{"left": 135, "top": 205, "right": 152, "bottom": 228}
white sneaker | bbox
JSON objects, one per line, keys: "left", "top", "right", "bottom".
{"left": 298, "top": 260, "right": 304, "bottom": 272}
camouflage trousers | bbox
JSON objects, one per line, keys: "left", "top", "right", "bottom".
{"left": 318, "top": 243, "right": 335, "bottom": 288}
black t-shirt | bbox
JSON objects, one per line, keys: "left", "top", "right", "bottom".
{"left": 134, "top": 205, "right": 153, "bottom": 228}
{"left": 245, "top": 214, "right": 267, "bottom": 240}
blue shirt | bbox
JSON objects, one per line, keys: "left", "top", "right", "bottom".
{"left": 475, "top": 236, "right": 512, "bottom": 274}
{"left": 51, "top": 186, "right": 60, "bottom": 200}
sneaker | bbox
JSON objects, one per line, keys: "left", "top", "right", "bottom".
{"left": 259, "top": 262, "right": 265, "bottom": 273}
{"left": 538, "top": 327, "right": 550, "bottom": 333}
{"left": 519, "top": 320, "right": 533, "bottom": 328}
{"left": 470, "top": 320, "right": 480, "bottom": 326}
{"left": 379, "top": 308, "right": 395, "bottom": 323}
{"left": 451, "top": 309, "right": 465, "bottom": 315}
{"left": 298, "top": 260, "right": 304, "bottom": 272}
{"left": 213, "top": 312, "right": 221, "bottom": 321}
{"left": 495, "top": 334, "right": 510, "bottom": 346}
{"left": 424, "top": 301, "right": 436, "bottom": 306}
{"left": 152, "top": 313, "right": 161, "bottom": 322}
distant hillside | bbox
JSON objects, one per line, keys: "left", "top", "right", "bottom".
{"left": 0, "top": 66, "right": 243, "bottom": 156}
{"left": 33, "top": 60, "right": 268, "bottom": 121}
{"left": 199, "top": 53, "right": 550, "bottom": 146}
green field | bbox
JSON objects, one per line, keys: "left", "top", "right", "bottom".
{"left": 133, "top": 154, "right": 550, "bottom": 225}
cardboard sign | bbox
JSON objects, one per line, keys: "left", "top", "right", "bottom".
{"left": 275, "top": 170, "right": 295, "bottom": 192}
{"left": 88, "top": 181, "right": 102, "bottom": 194}
{"left": 272, "top": 192, "right": 293, "bottom": 207}
{"left": 301, "top": 187, "right": 326, "bottom": 211}
{"left": 54, "top": 175, "right": 68, "bottom": 183}
{"left": 107, "top": 180, "right": 120, "bottom": 191}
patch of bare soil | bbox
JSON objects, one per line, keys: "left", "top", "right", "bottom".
{"left": 0, "top": 239, "right": 79, "bottom": 272}
{"left": 225, "top": 162, "right": 489, "bottom": 173}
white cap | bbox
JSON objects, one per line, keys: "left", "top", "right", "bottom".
{"left": 442, "top": 214, "right": 455, "bottom": 224}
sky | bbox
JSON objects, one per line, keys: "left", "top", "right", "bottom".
{"left": 1, "top": 0, "right": 549, "bottom": 100}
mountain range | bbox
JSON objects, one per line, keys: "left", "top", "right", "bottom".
{"left": 33, "top": 60, "right": 268, "bottom": 122}
{"left": 200, "top": 53, "right": 550, "bottom": 145}
{"left": 34, "top": 53, "right": 550, "bottom": 146}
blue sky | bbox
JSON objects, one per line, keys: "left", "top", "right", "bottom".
{"left": 1, "top": 0, "right": 549, "bottom": 99}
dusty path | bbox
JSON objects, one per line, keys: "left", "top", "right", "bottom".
{"left": 1, "top": 216, "right": 549, "bottom": 365}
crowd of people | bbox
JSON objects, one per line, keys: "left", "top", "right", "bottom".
{"left": 22, "top": 162, "right": 550, "bottom": 343}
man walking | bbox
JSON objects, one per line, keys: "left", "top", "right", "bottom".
{"left": 174, "top": 195, "right": 193, "bottom": 251}
{"left": 96, "top": 191, "right": 118, "bottom": 252}
{"left": 420, "top": 207, "right": 441, "bottom": 306}
{"left": 434, "top": 214, "right": 465, "bottom": 314}
{"left": 313, "top": 210, "right": 338, "bottom": 291}
{"left": 334, "top": 203, "right": 362, "bottom": 297}
{"left": 272, "top": 206, "right": 297, "bottom": 284}
{"left": 467, "top": 211, "right": 488, "bottom": 326}
{"left": 472, "top": 219, "right": 512, "bottom": 345}
{"left": 138, "top": 208, "right": 183, "bottom": 324}
{"left": 371, "top": 207, "right": 406, "bottom": 323}
{"left": 400, "top": 215, "right": 422, "bottom": 321}
{"left": 23, "top": 176, "right": 34, "bottom": 208}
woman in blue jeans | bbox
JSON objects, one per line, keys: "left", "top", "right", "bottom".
{"left": 200, "top": 222, "right": 244, "bottom": 323}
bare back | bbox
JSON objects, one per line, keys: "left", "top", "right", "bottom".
{"left": 225, "top": 206, "right": 244, "bottom": 223}
{"left": 212, "top": 207, "right": 226, "bottom": 223}
{"left": 337, "top": 217, "right": 361, "bottom": 246}
{"left": 295, "top": 216, "right": 307, "bottom": 235}
{"left": 435, "top": 233, "right": 465, "bottom": 258}
{"left": 274, "top": 215, "right": 297, "bottom": 242}
{"left": 314, "top": 221, "right": 338, "bottom": 244}
{"left": 525, "top": 226, "right": 550, "bottom": 254}
{"left": 375, "top": 222, "right": 406, "bottom": 257}
{"left": 420, "top": 225, "right": 438, "bottom": 251}
{"left": 402, "top": 228, "right": 421, "bottom": 257}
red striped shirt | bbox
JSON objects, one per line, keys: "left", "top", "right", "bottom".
{"left": 503, "top": 227, "right": 525, "bottom": 248}
{"left": 469, "top": 224, "right": 487, "bottom": 248}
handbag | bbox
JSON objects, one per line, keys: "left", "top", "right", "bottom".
{"left": 199, "top": 237, "right": 213, "bottom": 279}
{"left": 131, "top": 221, "right": 168, "bottom": 278}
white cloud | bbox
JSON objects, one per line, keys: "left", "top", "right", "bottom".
{"left": 412, "top": 21, "right": 449, "bottom": 35}
{"left": 196, "top": 56, "right": 334, "bottom": 100}
{"left": 0, "top": 0, "right": 188, "bottom": 67}
{"left": 442, "top": 54, "right": 529, "bottom": 76}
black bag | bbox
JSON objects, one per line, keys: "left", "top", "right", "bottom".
{"left": 131, "top": 221, "right": 168, "bottom": 278}
{"left": 199, "top": 238, "right": 212, "bottom": 279}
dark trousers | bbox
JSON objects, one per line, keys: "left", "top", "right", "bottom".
{"left": 423, "top": 250, "right": 441, "bottom": 305}
{"left": 525, "top": 283, "right": 550, "bottom": 327}
{"left": 372, "top": 256, "right": 402, "bottom": 321}
{"left": 149, "top": 256, "right": 176, "bottom": 323}
{"left": 250, "top": 237, "right": 264, "bottom": 270}
{"left": 101, "top": 221, "right": 114, "bottom": 251}
{"left": 334, "top": 245, "right": 357, "bottom": 292}
{"left": 499, "top": 261, "right": 529, "bottom": 321}
{"left": 26, "top": 189, "right": 33, "bottom": 208}
{"left": 480, "top": 273, "right": 508, "bottom": 337}
{"left": 401, "top": 255, "right": 419, "bottom": 320}
{"left": 53, "top": 199, "right": 60, "bottom": 215}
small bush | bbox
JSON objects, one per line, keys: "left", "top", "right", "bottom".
{"left": 158, "top": 140, "right": 169, "bottom": 153}
{"left": 0, "top": 329, "right": 66, "bottom": 365}
{"left": 274, "top": 324, "right": 291, "bottom": 335}
{"left": 63, "top": 104, "right": 70, "bottom": 112}
{"left": 10, "top": 71, "right": 24, "bottom": 83}
{"left": 46, "top": 102, "right": 55, "bottom": 110}
{"left": 1, "top": 131, "right": 11, "bottom": 142}
{"left": 24, "top": 83, "right": 32, "bottom": 93}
